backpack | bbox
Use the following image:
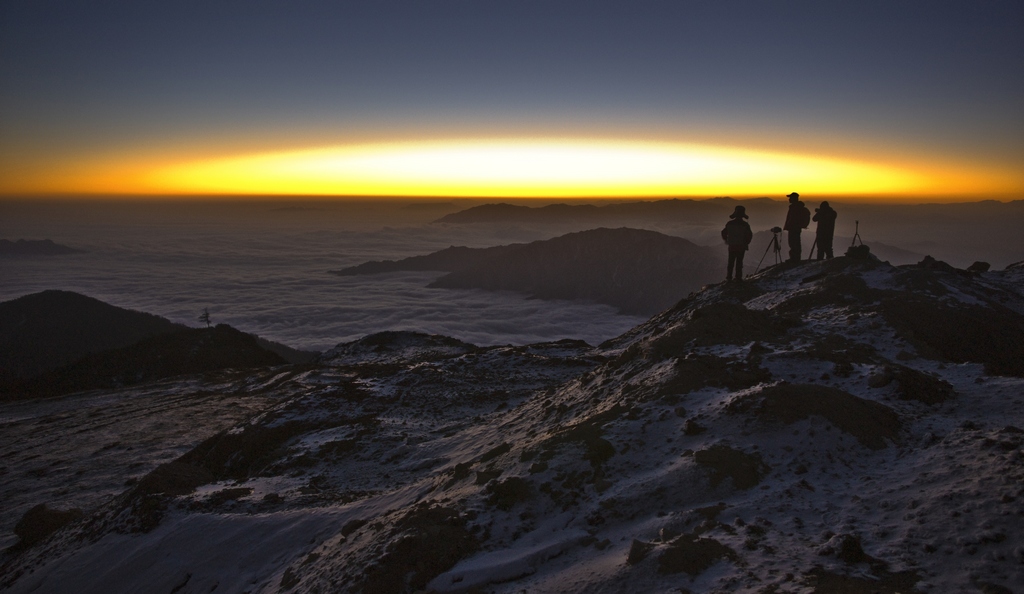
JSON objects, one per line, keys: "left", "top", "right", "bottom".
{"left": 846, "top": 244, "right": 874, "bottom": 260}
{"left": 798, "top": 204, "right": 811, "bottom": 228}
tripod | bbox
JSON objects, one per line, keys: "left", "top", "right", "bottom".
{"left": 851, "top": 220, "right": 863, "bottom": 246}
{"left": 755, "top": 230, "right": 783, "bottom": 273}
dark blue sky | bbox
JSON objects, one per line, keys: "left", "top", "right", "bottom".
{"left": 2, "top": 0, "right": 1022, "bottom": 196}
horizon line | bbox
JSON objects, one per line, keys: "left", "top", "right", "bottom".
{"left": 1, "top": 192, "right": 1021, "bottom": 205}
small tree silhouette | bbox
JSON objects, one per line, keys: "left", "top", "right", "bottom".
{"left": 198, "top": 308, "right": 212, "bottom": 328}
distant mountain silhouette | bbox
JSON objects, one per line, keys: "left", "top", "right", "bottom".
{"left": 6, "top": 324, "right": 287, "bottom": 400}
{"left": 254, "top": 337, "right": 319, "bottom": 364}
{"left": 436, "top": 199, "right": 1024, "bottom": 268}
{"left": 399, "top": 201, "right": 460, "bottom": 212}
{"left": 336, "top": 244, "right": 521, "bottom": 276}
{"left": 336, "top": 227, "right": 724, "bottom": 315}
{"left": 436, "top": 202, "right": 601, "bottom": 224}
{"left": 0, "top": 291, "right": 188, "bottom": 385}
{"left": 269, "top": 206, "right": 322, "bottom": 212}
{"left": 434, "top": 198, "right": 779, "bottom": 226}
{"left": 0, "top": 239, "right": 84, "bottom": 256}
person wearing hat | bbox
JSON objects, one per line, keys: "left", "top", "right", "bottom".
{"left": 782, "top": 192, "right": 810, "bottom": 261}
{"left": 721, "top": 205, "right": 753, "bottom": 281}
{"left": 813, "top": 201, "right": 838, "bottom": 259}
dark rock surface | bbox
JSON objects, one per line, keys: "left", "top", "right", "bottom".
{"left": 729, "top": 383, "right": 902, "bottom": 450}
{"left": 12, "top": 505, "right": 83, "bottom": 549}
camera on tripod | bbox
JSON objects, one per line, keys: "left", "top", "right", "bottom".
{"left": 756, "top": 227, "right": 785, "bottom": 272}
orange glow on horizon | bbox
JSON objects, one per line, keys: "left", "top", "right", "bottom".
{"left": 1, "top": 138, "right": 1019, "bottom": 201}
{"left": 143, "top": 140, "right": 925, "bottom": 198}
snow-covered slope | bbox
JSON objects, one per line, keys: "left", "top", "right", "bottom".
{"left": 2, "top": 258, "right": 1022, "bottom": 594}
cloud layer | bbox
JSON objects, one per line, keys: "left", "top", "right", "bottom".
{"left": 0, "top": 202, "right": 645, "bottom": 352}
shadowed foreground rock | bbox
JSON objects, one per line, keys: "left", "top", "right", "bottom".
{"left": 13, "top": 505, "right": 83, "bottom": 549}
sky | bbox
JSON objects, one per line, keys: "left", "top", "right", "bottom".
{"left": 1, "top": 0, "right": 1022, "bottom": 200}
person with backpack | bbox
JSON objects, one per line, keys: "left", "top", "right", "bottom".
{"left": 813, "top": 201, "right": 838, "bottom": 259}
{"left": 783, "top": 192, "right": 810, "bottom": 261}
{"left": 721, "top": 205, "right": 753, "bottom": 281}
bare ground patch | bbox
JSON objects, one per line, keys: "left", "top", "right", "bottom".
{"left": 655, "top": 354, "right": 772, "bottom": 399}
{"left": 880, "top": 298, "right": 1024, "bottom": 376}
{"left": 353, "top": 505, "right": 479, "bottom": 594}
{"left": 657, "top": 532, "right": 739, "bottom": 576}
{"left": 650, "top": 303, "right": 798, "bottom": 358}
{"left": 728, "top": 383, "right": 901, "bottom": 450}
{"left": 693, "top": 445, "right": 769, "bottom": 490}
{"left": 870, "top": 364, "right": 957, "bottom": 405}
{"left": 804, "top": 566, "right": 922, "bottom": 594}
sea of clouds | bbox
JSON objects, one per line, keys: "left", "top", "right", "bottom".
{"left": 0, "top": 200, "right": 646, "bottom": 352}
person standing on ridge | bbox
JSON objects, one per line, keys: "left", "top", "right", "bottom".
{"left": 813, "top": 201, "right": 838, "bottom": 259}
{"left": 721, "top": 205, "right": 753, "bottom": 281}
{"left": 783, "top": 192, "right": 810, "bottom": 261}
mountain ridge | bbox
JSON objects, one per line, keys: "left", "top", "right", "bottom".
{"left": 0, "top": 290, "right": 189, "bottom": 385}
{"left": 432, "top": 199, "right": 1024, "bottom": 268}
{"left": 2, "top": 257, "right": 1022, "bottom": 593}
{"left": 0, "top": 290, "right": 316, "bottom": 398}
{"left": 4, "top": 324, "right": 288, "bottom": 400}
{"left": 336, "top": 227, "right": 724, "bottom": 315}
{"left": 0, "top": 239, "right": 84, "bottom": 256}
{"left": 434, "top": 198, "right": 779, "bottom": 226}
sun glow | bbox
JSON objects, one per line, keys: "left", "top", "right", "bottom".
{"left": 141, "top": 139, "right": 927, "bottom": 197}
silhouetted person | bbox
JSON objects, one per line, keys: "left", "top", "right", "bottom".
{"left": 783, "top": 192, "right": 810, "bottom": 261}
{"left": 813, "top": 201, "right": 837, "bottom": 259}
{"left": 721, "top": 205, "right": 753, "bottom": 281}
